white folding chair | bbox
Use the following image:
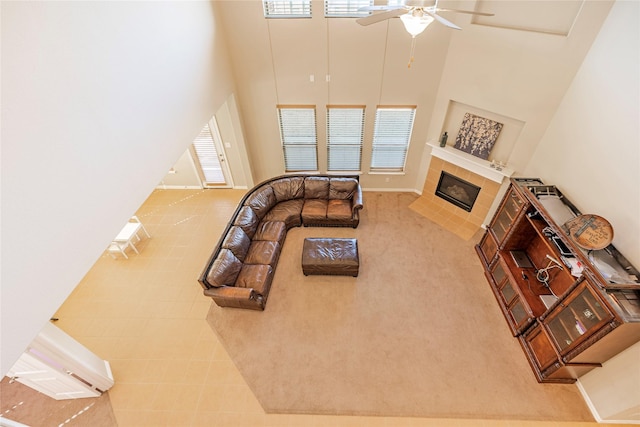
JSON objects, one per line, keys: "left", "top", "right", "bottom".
{"left": 107, "top": 241, "right": 131, "bottom": 259}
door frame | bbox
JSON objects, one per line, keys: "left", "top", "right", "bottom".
{"left": 190, "top": 116, "right": 233, "bottom": 188}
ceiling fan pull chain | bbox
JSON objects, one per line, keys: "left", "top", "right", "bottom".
{"left": 408, "top": 37, "right": 417, "bottom": 68}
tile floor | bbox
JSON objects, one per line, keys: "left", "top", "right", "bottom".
{"left": 51, "top": 188, "right": 613, "bottom": 427}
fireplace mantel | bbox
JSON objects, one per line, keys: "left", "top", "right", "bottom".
{"left": 427, "top": 142, "right": 514, "bottom": 183}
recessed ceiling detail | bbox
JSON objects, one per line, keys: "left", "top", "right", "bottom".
{"left": 472, "top": 0, "right": 585, "bottom": 36}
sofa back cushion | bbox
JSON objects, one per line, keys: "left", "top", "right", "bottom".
{"left": 304, "top": 176, "right": 330, "bottom": 199}
{"left": 207, "top": 249, "right": 242, "bottom": 288}
{"left": 329, "top": 177, "right": 358, "bottom": 200}
{"left": 270, "top": 177, "right": 305, "bottom": 202}
{"left": 244, "top": 185, "right": 277, "bottom": 220}
{"left": 234, "top": 206, "right": 259, "bottom": 238}
{"left": 221, "top": 226, "right": 251, "bottom": 262}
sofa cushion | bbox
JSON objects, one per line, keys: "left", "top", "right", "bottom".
{"left": 234, "top": 206, "right": 259, "bottom": 238}
{"left": 235, "top": 264, "right": 273, "bottom": 296}
{"left": 253, "top": 221, "right": 286, "bottom": 246}
{"left": 304, "top": 176, "right": 330, "bottom": 199}
{"left": 302, "top": 199, "right": 328, "bottom": 222}
{"left": 221, "top": 226, "right": 251, "bottom": 262}
{"left": 206, "top": 249, "right": 242, "bottom": 288}
{"left": 327, "top": 199, "right": 353, "bottom": 221}
{"left": 270, "top": 177, "right": 305, "bottom": 202}
{"left": 330, "top": 177, "right": 358, "bottom": 200}
{"left": 244, "top": 185, "right": 277, "bottom": 220}
{"left": 264, "top": 199, "right": 304, "bottom": 229}
{"left": 245, "top": 240, "right": 280, "bottom": 267}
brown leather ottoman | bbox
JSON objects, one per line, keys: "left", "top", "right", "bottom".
{"left": 302, "top": 238, "right": 359, "bottom": 277}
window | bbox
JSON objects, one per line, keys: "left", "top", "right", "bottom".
{"left": 370, "top": 106, "right": 416, "bottom": 172}
{"left": 278, "top": 106, "right": 318, "bottom": 171}
{"left": 327, "top": 106, "right": 364, "bottom": 171}
{"left": 324, "top": 0, "right": 372, "bottom": 17}
{"left": 263, "top": 0, "right": 312, "bottom": 18}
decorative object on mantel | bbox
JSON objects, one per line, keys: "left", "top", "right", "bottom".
{"left": 439, "top": 131, "right": 448, "bottom": 147}
{"left": 490, "top": 160, "right": 506, "bottom": 171}
{"left": 453, "top": 112, "right": 503, "bottom": 160}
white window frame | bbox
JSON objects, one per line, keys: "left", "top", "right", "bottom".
{"left": 277, "top": 105, "right": 318, "bottom": 172}
{"left": 263, "top": 0, "right": 312, "bottom": 18}
{"left": 324, "top": 0, "right": 372, "bottom": 17}
{"left": 370, "top": 106, "right": 416, "bottom": 172}
{"left": 327, "top": 105, "right": 364, "bottom": 172}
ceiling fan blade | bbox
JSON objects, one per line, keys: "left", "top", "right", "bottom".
{"left": 356, "top": 8, "right": 407, "bottom": 26}
{"left": 435, "top": 8, "right": 495, "bottom": 16}
{"left": 424, "top": 10, "right": 462, "bottom": 30}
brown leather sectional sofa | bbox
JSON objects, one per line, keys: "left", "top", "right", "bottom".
{"left": 198, "top": 174, "right": 363, "bottom": 310}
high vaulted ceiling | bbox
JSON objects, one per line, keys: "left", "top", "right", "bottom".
{"left": 213, "top": 0, "right": 610, "bottom": 189}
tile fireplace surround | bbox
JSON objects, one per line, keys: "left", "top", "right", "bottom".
{"left": 409, "top": 143, "right": 514, "bottom": 240}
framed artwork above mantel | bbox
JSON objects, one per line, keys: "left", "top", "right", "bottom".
{"left": 439, "top": 100, "right": 525, "bottom": 166}
{"left": 453, "top": 112, "right": 504, "bottom": 160}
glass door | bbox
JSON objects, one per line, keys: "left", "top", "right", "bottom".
{"left": 479, "top": 232, "right": 498, "bottom": 266}
{"left": 546, "top": 280, "right": 612, "bottom": 352}
{"left": 492, "top": 259, "right": 534, "bottom": 335}
{"left": 191, "top": 116, "right": 233, "bottom": 188}
{"left": 491, "top": 187, "right": 526, "bottom": 243}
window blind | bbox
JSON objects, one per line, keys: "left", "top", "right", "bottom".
{"left": 192, "top": 123, "right": 225, "bottom": 184}
{"left": 324, "top": 0, "right": 372, "bottom": 17}
{"left": 278, "top": 106, "right": 318, "bottom": 172}
{"left": 327, "top": 106, "right": 364, "bottom": 171}
{"left": 370, "top": 107, "right": 416, "bottom": 171}
{"left": 263, "top": 0, "right": 312, "bottom": 18}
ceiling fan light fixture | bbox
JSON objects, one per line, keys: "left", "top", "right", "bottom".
{"left": 400, "top": 12, "right": 434, "bottom": 37}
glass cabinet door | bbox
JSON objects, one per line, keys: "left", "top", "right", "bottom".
{"left": 492, "top": 259, "right": 532, "bottom": 334}
{"left": 501, "top": 277, "right": 516, "bottom": 305}
{"left": 509, "top": 299, "right": 530, "bottom": 329}
{"left": 491, "top": 187, "right": 526, "bottom": 243}
{"left": 492, "top": 261, "right": 506, "bottom": 286}
{"left": 546, "top": 282, "right": 612, "bottom": 352}
{"left": 479, "top": 232, "right": 498, "bottom": 266}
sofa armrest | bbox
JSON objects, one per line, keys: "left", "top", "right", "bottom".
{"left": 352, "top": 185, "right": 363, "bottom": 215}
{"left": 203, "top": 286, "right": 264, "bottom": 310}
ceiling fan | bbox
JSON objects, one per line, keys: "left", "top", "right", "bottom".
{"left": 357, "top": 0, "right": 494, "bottom": 35}
{"left": 356, "top": 0, "right": 494, "bottom": 67}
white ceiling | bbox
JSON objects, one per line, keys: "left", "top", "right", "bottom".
{"left": 473, "top": 0, "right": 585, "bottom": 35}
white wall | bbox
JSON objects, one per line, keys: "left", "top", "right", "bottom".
{"left": 525, "top": 1, "right": 640, "bottom": 420}
{"left": 525, "top": 0, "right": 639, "bottom": 268}
{"left": 0, "top": 1, "right": 236, "bottom": 376}
{"left": 216, "top": 1, "right": 614, "bottom": 194}
{"left": 215, "top": 0, "right": 453, "bottom": 189}
{"left": 578, "top": 341, "right": 640, "bottom": 423}
{"left": 426, "top": 0, "right": 615, "bottom": 178}
{"left": 158, "top": 150, "right": 202, "bottom": 189}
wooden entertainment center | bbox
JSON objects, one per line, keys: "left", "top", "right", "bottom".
{"left": 476, "top": 178, "right": 640, "bottom": 383}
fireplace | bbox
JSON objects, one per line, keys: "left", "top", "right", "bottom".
{"left": 435, "top": 171, "right": 481, "bottom": 212}
{"left": 411, "top": 144, "right": 512, "bottom": 240}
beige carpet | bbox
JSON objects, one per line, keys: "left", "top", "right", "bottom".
{"left": 0, "top": 376, "right": 117, "bottom": 426}
{"left": 206, "top": 192, "right": 593, "bottom": 421}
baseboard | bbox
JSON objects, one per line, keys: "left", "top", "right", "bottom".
{"left": 154, "top": 185, "right": 248, "bottom": 190}
{"left": 155, "top": 185, "right": 419, "bottom": 193}
{"left": 155, "top": 185, "right": 203, "bottom": 190}
{"left": 576, "top": 379, "right": 640, "bottom": 424}
{"left": 362, "top": 187, "right": 421, "bottom": 194}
